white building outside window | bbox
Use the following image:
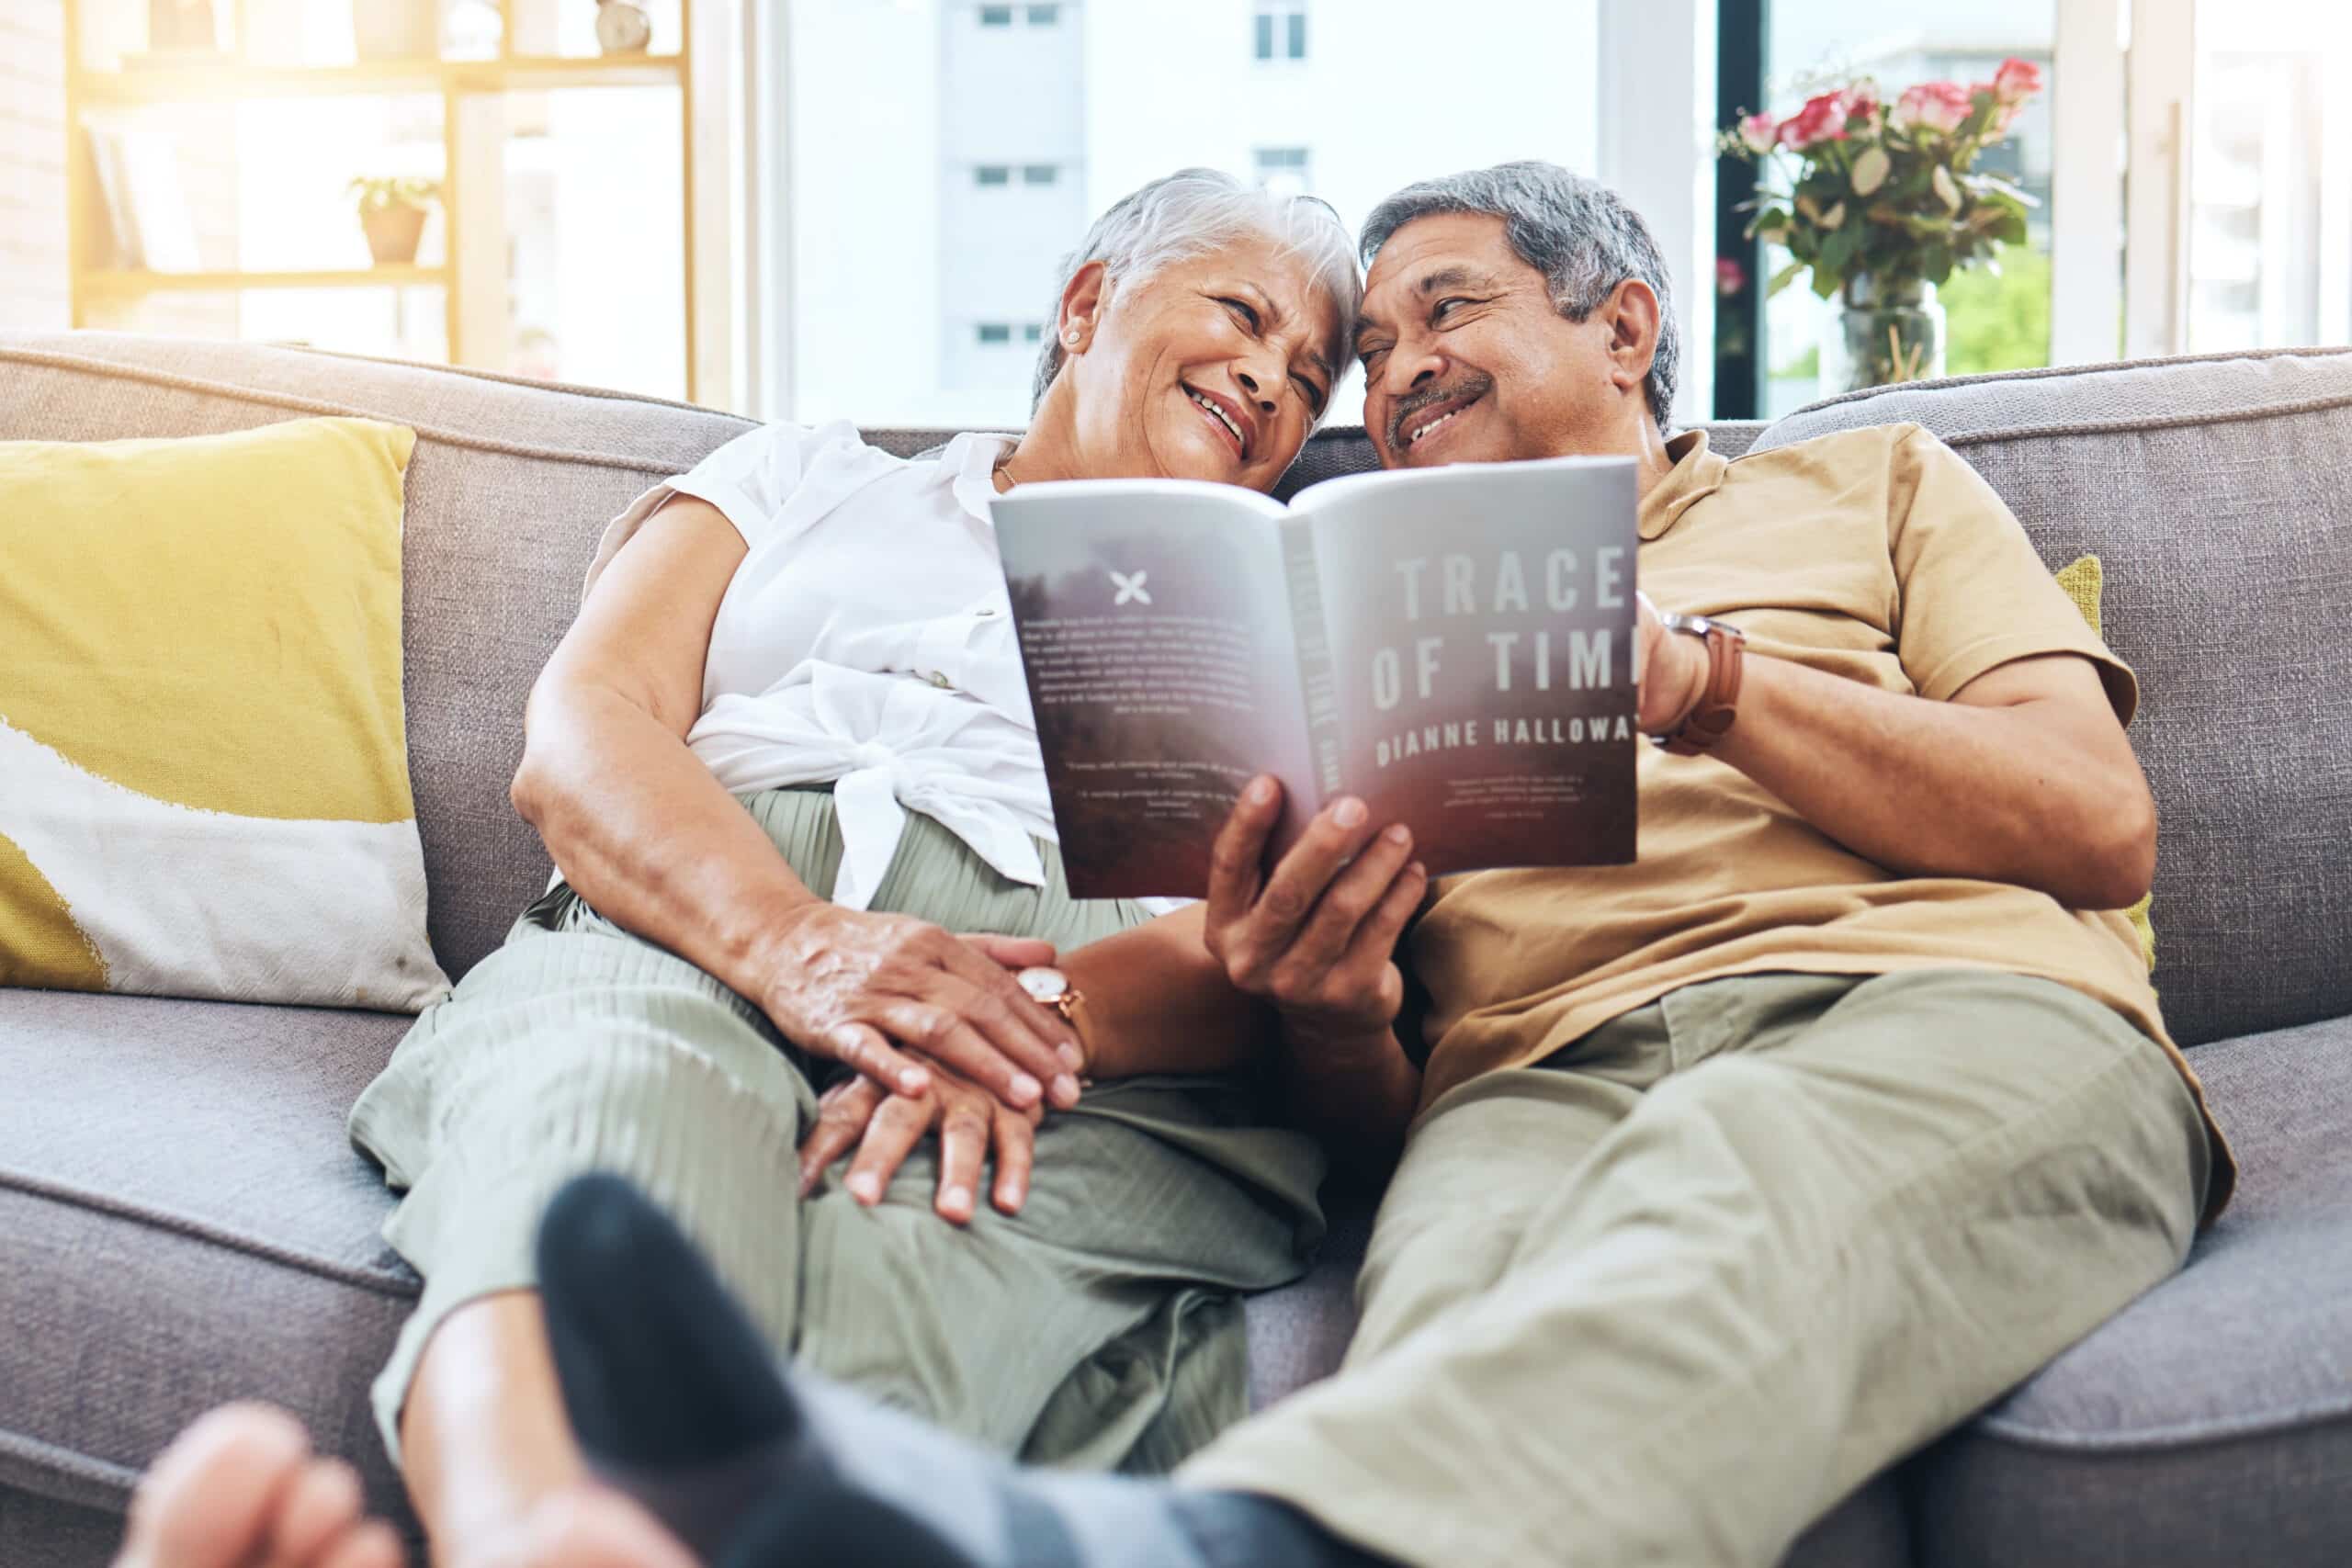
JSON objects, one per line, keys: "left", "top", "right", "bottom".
{"left": 761, "top": 0, "right": 1605, "bottom": 428}
{"left": 1253, "top": 145, "right": 1312, "bottom": 197}
{"left": 1254, "top": 1, "right": 1307, "bottom": 62}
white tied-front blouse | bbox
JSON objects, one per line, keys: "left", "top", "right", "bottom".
{"left": 587, "top": 421, "right": 1154, "bottom": 914}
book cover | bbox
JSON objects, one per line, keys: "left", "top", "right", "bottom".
{"left": 993, "top": 455, "right": 1640, "bottom": 898}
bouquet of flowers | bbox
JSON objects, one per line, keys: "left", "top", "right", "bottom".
{"left": 1720, "top": 59, "right": 2044, "bottom": 387}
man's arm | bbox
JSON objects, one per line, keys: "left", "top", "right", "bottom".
{"left": 1645, "top": 611, "right": 2156, "bottom": 910}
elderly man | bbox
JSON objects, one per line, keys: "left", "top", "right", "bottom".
{"left": 111, "top": 162, "right": 2222, "bottom": 1568}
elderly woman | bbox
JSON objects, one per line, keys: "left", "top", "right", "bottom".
{"left": 104, "top": 168, "right": 1440, "bottom": 1568}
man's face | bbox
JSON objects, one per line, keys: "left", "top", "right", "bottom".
{"left": 1353, "top": 211, "right": 1641, "bottom": 469}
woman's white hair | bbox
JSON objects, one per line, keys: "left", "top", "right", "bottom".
{"left": 1030, "top": 167, "right": 1362, "bottom": 416}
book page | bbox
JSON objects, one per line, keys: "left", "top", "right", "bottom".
{"left": 991, "top": 480, "right": 1316, "bottom": 898}
{"left": 1299, "top": 456, "right": 1640, "bottom": 874}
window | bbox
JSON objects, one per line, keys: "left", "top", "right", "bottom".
{"left": 765, "top": 1, "right": 1605, "bottom": 425}
{"left": 978, "top": 6, "right": 1013, "bottom": 27}
{"left": 1026, "top": 4, "right": 1062, "bottom": 25}
{"left": 1747, "top": 3, "right": 2059, "bottom": 419}
{"left": 1254, "top": 1, "right": 1307, "bottom": 62}
{"left": 1252, "top": 145, "right": 1312, "bottom": 197}
{"left": 1731, "top": 0, "right": 2349, "bottom": 415}
{"left": 2183, "top": 0, "right": 2352, "bottom": 352}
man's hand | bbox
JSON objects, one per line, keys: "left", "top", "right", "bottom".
{"left": 1204, "top": 778, "right": 1426, "bottom": 1049}
{"left": 794, "top": 933, "right": 1057, "bottom": 1224}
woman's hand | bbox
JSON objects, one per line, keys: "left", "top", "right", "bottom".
{"left": 796, "top": 932, "right": 1056, "bottom": 1223}
{"left": 1204, "top": 777, "right": 1428, "bottom": 1049}
{"left": 757, "top": 909, "right": 1083, "bottom": 1113}
{"left": 797, "top": 1054, "right": 1043, "bottom": 1224}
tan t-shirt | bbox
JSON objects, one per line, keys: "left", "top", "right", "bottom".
{"left": 1408, "top": 423, "right": 2232, "bottom": 1221}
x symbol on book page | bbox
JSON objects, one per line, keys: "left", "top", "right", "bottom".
{"left": 1111, "top": 570, "right": 1152, "bottom": 606}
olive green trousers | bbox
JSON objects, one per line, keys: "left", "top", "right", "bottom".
{"left": 348, "top": 786, "right": 1324, "bottom": 1475}
{"left": 1181, "top": 967, "right": 2211, "bottom": 1568}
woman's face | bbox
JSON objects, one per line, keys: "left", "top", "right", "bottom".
{"left": 1054, "top": 233, "right": 1346, "bottom": 492}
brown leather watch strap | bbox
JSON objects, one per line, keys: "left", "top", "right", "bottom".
{"left": 1660, "top": 622, "right": 1746, "bottom": 756}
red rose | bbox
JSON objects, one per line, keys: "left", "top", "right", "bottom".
{"left": 1779, "top": 90, "right": 1851, "bottom": 152}
{"left": 1840, "top": 84, "right": 1882, "bottom": 126}
{"left": 1992, "top": 57, "right": 2043, "bottom": 105}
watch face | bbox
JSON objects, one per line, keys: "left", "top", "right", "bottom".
{"left": 1016, "top": 965, "right": 1069, "bottom": 1004}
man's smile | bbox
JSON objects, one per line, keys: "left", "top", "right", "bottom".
{"left": 1389, "top": 379, "right": 1491, "bottom": 459}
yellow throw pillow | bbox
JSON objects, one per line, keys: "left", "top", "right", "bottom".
{"left": 0, "top": 418, "right": 451, "bottom": 1010}
{"left": 2052, "top": 554, "right": 2157, "bottom": 973}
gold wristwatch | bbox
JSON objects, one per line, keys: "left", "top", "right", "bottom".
{"left": 1015, "top": 965, "right": 1093, "bottom": 1080}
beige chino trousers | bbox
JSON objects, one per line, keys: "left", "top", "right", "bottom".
{"left": 1181, "top": 968, "right": 2211, "bottom": 1568}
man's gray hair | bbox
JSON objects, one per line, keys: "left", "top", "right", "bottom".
{"left": 1360, "top": 161, "right": 1679, "bottom": 431}
{"left": 1031, "top": 167, "right": 1362, "bottom": 415}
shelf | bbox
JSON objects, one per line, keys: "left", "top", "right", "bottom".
{"left": 75, "top": 53, "right": 684, "bottom": 105}
{"left": 83, "top": 265, "right": 450, "bottom": 297}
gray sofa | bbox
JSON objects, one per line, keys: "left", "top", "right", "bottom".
{"left": 3, "top": 331, "right": 2346, "bottom": 1568}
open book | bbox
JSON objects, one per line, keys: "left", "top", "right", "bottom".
{"left": 990, "top": 455, "right": 1641, "bottom": 899}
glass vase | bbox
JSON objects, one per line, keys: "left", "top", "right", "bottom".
{"left": 1821, "top": 276, "right": 1946, "bottom": 396}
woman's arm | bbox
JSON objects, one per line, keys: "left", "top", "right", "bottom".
{"left": 512, "top": 494, "right": 1080, "bottom": 1107}
{"left": 511, "top": 495, "right": 812, "bottom": 1011}
{"left": 1055, "top": 904, "right": 1274, "bottom": 1078}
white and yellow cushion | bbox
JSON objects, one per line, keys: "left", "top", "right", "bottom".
{"left": 0, "top": 418, "right": 451, "bottom": 1010}
{"left": 2054, "top": 553, "right": 2157, "bottom": 973}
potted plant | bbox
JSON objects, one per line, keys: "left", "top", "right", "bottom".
{"left": 347, "top": 176, "right": 440, "bottom": 267}
{"left": 1720, "top": 58, "right": 2044, "bottom": 394}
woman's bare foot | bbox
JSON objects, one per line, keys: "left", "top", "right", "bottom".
{"left": 113, "top": 1403, "right": 405, "bottom": 1568}
{"left": 444, "top": 1486, "right": 701, "bottom": 1568}
{"left": 114, "top": 1399, "right": 694, "bottom": 1568}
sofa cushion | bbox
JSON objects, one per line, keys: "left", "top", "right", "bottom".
{"left": 0, "top": 335, "right": 757, "bottom": 983}
{"left": 1747, "top": 349, "right": 2352, "bottom": 1046}
{"left": 0, "top": 419, "right": 449, "bottom": 1010}
{"left": 1915, "top": 1011, "right": 2352, "bottom": 1567}
{"left": 0, "top": 982, "right": 1410, "bottom": 1564}
{"left": 0, "top": 987, "right": 421, "bottom": 1550}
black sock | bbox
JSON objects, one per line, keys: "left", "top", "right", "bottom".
{"left": 535, "top": 1172, "right": 1397, "bottom": 1568}
{"left": 536, "top": 1171, "right": 797, "bottom": 1470}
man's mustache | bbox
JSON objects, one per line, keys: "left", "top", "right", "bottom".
{"left": 1387, "top": 372, "right": 1495, "bottom": 450}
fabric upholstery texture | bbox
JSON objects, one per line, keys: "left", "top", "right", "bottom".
{"left": 0, "top": 418, "right": 448, "bottom": 1010}
{"left": 1749, "top": 351, "right": 2352, "bottom": 1046}
{"left": 3, "top": 333, "right": 2346, "bottom": 1568}
{"left": 1914, "top": 1014, "right": 2352, "bottom": 1568}
{"left": 0, "top": 987, "right": 420, "bottom": 1552}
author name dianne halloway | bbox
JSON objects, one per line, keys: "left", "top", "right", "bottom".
{"left": 1375, "top": 713, "right": 1634, "bottom": 769}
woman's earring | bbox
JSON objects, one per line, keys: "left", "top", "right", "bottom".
{"left": 1063, "top": 330, "right": 1080, "bottom": 346}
